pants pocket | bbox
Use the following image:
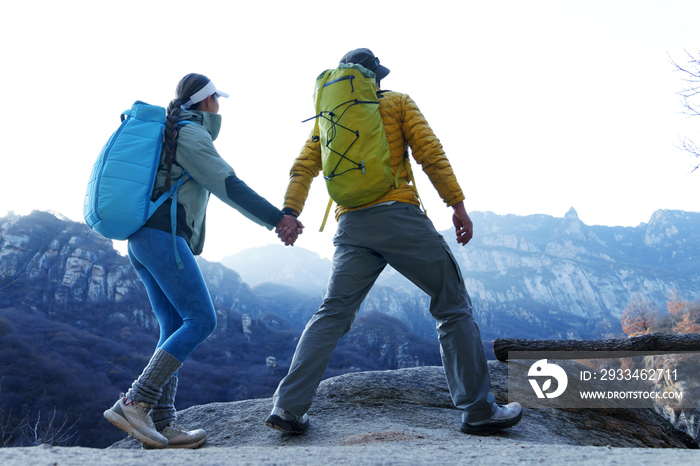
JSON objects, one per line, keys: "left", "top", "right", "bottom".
{"left": 441, "top": 243, "right": 464, "bottom": 285}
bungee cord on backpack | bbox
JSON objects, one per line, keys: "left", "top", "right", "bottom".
{"left": 304, "top": 97, "right": 381, "bottom": 181}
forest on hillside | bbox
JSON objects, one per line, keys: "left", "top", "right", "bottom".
{"left": 0, "top": 304, "right": 440, "bottom": 448}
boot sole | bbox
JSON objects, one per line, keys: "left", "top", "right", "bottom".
{"left": 265, "top": 414, "right": 308, "bottom": 434}
{"left": 103, "top": 409, "right": 167, "bottom": 448}
{"left": 143, "top": 437, "right": 206, "bottom": 449}
{"left": 461, "top": 410, "right": 523, "bottom": 435}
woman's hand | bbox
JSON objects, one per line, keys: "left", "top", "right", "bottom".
{"left": 275, "top": 215, "right": 305, "bottom": 246}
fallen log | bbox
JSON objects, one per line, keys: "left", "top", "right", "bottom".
{"left": 493, "top": 333, "right": 700, "bottom": 361}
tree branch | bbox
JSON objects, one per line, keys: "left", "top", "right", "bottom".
{"left": 493, "top": 333, "right": 700, "bottom": 361}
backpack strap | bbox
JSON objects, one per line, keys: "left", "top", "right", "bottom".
{"left": 156, "top": 119, "right": 195, "bottom": 270}
{"left": 145, "top": 171, "right": 192, "bottom": 270}
{"left": 305, "top": 70, "right": 333, "bottom": 144}
{"left": 170, "top": 120, "right": 195, "bottom": 270}
{"left": 315, "top": 70, "right": 338, "bottom": 233}
{"left": 319, "top": 198, "right": 334, "bottom": 232}
{"left": 170, "top": 174, "right": 189, "bottom": 270}
{"left": 397, "top": 146, "right": 427, "bottom": 217}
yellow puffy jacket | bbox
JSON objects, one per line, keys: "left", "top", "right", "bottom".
{"left": 283, "top": 91, "right": 464, "bottom": 220}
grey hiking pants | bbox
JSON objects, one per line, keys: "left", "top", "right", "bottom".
{"left": 272, "top": 203, "right": 497, "bottom": 423}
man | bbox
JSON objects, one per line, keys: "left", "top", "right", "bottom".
{"left": 268, "top": 48, "right": 522, "bottom": 435}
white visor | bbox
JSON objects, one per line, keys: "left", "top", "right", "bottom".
{"left": 181, "top": 80, "right": 230, "bottom": 109}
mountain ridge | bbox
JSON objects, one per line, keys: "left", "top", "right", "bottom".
{"left": 219, "top": 208, "right": 700, "bottom": 341}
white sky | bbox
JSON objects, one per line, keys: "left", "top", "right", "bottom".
{"left": 2, "top": 0, "right": 699, "bottom": 261}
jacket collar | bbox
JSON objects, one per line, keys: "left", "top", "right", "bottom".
{"left": 179, "top": 109, "right": 222, "bottom": 141}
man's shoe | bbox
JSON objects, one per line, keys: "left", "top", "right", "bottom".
{"left": 142, "top": 422, "right": 206, "bottom": 449}
{"left": 265, "top": 407, "right": 309, "bottom": 434}
{"left": 461, "top": 402, "right": 523, "bottom": 435}
{"left": 103, "top": 394, "right": 168, "bottom": 448}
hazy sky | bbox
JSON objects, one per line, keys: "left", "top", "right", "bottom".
{"left": 2, "top": 1, "right": 699, "bottom": 261}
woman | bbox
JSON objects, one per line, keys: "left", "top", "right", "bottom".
{"left": 103, "top": 73, "right": 303, "bottom": 449}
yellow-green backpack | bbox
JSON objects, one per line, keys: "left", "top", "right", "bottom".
{"left": 305, "top": 64, "right": 407, "bottom": 230}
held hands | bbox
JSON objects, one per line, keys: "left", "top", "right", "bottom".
{"left": 452, "top": 201, "right": 473, "bottom": 246}
{"left": 275, "top": 215, "right": 305, "bottom": 246}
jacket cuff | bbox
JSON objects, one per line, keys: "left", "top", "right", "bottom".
{"left": 282, "top": 207, "right": 299, "bottom": 217}
{"left": 446, "top": 195, "right": 466, "bottom": 208}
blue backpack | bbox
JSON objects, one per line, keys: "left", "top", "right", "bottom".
{"left": 84, "top": 101, "right": 191, "bottom": 268}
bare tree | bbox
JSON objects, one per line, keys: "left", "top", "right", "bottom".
{"left": 0, "top": 407, "right": 28, "bottom": 448}
{"left": 670, "top": 49, "right": 700, "bottom": 171}
{"left": 0, "top": 407, "right": 80, "bottom": 447}
{"left": 666, "top": 289, "right": 688, "bottom": 316}
{"left": 0, "top": 377, "right": 28, "bottom": 448}
{"left": 0, "top": 378, "right": 80, "bottom": 448}
{"left": 620, "top": 293, "right": 659, "bottom": 337}
{"left": 22, "top": 409, "right": 80, "bottom": 447}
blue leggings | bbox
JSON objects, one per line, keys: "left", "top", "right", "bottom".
{"left": 128, "top": 227, "right": 217, "bottom": 363}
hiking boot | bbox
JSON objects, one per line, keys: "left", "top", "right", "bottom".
{"left": 103, "top": 394, "right": 168, "bottom": 448}
{"left": 461, "top": 402, "right": 523, "bottom": 435}
{"left": 265, "top": 407, "right": 309, "bottom": 434}
{"left": 142, "top": 422, "right": 206, "bottom": 449}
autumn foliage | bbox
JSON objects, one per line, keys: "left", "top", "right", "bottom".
{"left": 620, "top": 291, "right": 700, "bottom": 337}
{"left": 620, "top": 294, "right": 659, "bottom": 336}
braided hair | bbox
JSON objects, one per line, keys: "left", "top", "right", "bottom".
{"left": 163, "top": 73, "right": 210, "bottom": 189}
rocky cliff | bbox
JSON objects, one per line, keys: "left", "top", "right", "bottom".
{"left": 112, "top": 363, "right": 696, "bottom": 448}
{"left": 1, "top": 364, "right": 697, "bottom": 465}
{"left": 1, "top": 211, "right": 146, "bottom": 317}
{"left": 451, "top": 208, "right": 700, "bottom": 335}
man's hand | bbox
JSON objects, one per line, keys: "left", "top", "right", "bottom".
{"left": 452, "top": 201, "right": 473, "bottom": 246}
{"left": 275, "top": 215, "right": 305, "bottom": 246}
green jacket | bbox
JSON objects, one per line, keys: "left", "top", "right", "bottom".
{"left": 145, "top": 109, "right": 284, "bottom": 255}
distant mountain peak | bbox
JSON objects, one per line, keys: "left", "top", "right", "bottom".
{"left": 564, "top": 207, "right": 579, "bottom": 220}
{"left": 647, "top": 209, "right": 692, "bottom": 225}
{"left": 220, "top": 244, "right": 332, "bottom": 295}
